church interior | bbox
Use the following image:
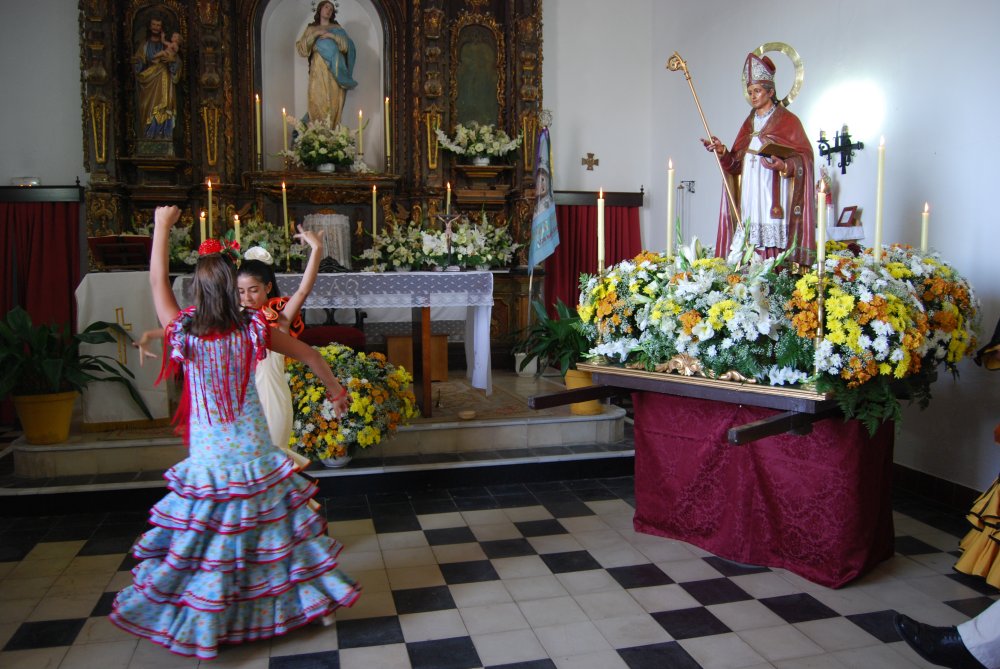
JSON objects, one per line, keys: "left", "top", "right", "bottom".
{"left": 1, "top": 0, "right": 998, "bottom": 667}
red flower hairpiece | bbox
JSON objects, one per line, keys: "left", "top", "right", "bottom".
{"left": 199, "top": 239, "right": 224, "bottom": 256}
{"left": 198, "top": 238, "right": 242, "bottom": 262}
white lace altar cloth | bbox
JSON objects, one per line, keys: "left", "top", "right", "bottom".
{"left": 173, "top": 271, "right": 494, "bottom": 392}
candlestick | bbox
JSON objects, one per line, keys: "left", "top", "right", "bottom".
{"left": 282, "top": 107, "right": 288, "bottom": 152}
{"left": 874, "top": 136, "right": 885, "bottom": 266}
{"left": 255, "top": 94, "right": 262, "bottom": 163}
{"left": 446, "top": 182, "right": 451, "bottom": 215}
{"left": 199, "top": 211, "right": 206, "bottom": 243}
{"left": 666, "top": 159, "right": 675, "bottom": 256}
{"left": 357, "top": 109, "right": 364, "bottom": 155}
{"left": 597, "top": 188, "right": 605, "bottom": 271}
{"left": 234, "top": 214, "right": 241, "bottom": 248}
{"left": 206, "top": 179, "right": 213, "bottom": 238}
{"left": 371, "top": 185, "right": 377, "bottom": 238}
{"left": 281, "top": 181, "right": 289, "bottom": 240}
{"left": 816, "top": 182, "right": 827, "bottom": 268}
{"left": 384, "top": 97, "right": 391, "bottom": 162}
{"left": 921, "top": 202, "right": 930, "bottom": 253}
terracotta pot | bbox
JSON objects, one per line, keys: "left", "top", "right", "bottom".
{"left": 563, "top": 369, "right": 604, "bottom": 415}
{"left": 13, "top": 391, "right": 78, "bottom": 444}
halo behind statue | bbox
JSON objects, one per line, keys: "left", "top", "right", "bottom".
{"left": 742, "top": 42, "right": 804, "bottom": 108}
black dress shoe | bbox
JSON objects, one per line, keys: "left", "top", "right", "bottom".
{"left": 894, "top": 613, "right": 987, "bottom": 668}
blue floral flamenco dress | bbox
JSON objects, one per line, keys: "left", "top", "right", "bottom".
{"left": 110, "top": 307, "right": 360, "bottom": 659}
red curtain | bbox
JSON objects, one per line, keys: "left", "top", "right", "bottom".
{"left": 543, "top": 204, "right": 641, "bottom": 316}
{"left": 0, "top": 201, "right": 81, "bottom": 424}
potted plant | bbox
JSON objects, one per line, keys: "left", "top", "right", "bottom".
{"left": 516, "top": 299, "right": 603, "bottom": 415}
{"left": 0, "top": 306, "right": 152, "bottom": 444}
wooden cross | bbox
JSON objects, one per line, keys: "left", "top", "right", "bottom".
{"left": 114, "top": 307, "right": 133, "bottom": 365}
{"left": 581, "top": 153, "right": 600, "bottom": 170}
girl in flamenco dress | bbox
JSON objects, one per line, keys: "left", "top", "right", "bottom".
{"left": 110, "top": 206, "right": 360, "bottom": 659}
{"left": 237, "top": 228, "right": 323, "bottom": 469}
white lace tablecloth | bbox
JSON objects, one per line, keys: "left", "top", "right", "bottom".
{"left": 172, "top": 271, "right": 494, "bottom": 392}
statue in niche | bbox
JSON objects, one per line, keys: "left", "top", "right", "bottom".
{"left": 296, "top": 0, "right": 357, "bottom": 126}
{"left": 133, "top": 13, "right": 182, "bottom": 142}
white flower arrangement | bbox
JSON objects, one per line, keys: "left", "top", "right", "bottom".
{"left": 281, "top": 115, "right": 357, "bottom": 169}
{"left": 435, "top": 121, "right": 521, "bottom": 160}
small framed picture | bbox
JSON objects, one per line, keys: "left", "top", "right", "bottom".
{"left": 837, "top": 206, "right": 859, "bottom": 227}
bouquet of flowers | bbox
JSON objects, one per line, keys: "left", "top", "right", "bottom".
{"left": 435, "top": 121, "right": 521, "bottom": 160}
{"left": 286, "top": 344, "right": 420, "bottom": 461}
{"left": 135, "top": 219, "right": 198, "bottom": 267}
{"left": 359, "top": 222, "right": 426, "bottom": 271}
{"left": 576, "top": 238, "right": 980, "bottom": 433}
{"left": 281, "top": 115, "right": 356, "bottom": 169}
{"left": 236, "top": 213, "right": 306, "bottom": 264}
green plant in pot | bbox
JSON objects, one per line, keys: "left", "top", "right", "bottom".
{"left": 516, "top": 299, "right": 603, "bottom": 415}
{"left": 0, "top": 306, "right": 152, "bottom": 444}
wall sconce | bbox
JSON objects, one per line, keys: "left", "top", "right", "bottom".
{"left": 817, "top": 125, "right": 864, "bottom": 175}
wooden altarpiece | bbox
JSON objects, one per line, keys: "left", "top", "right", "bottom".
{"left": 78, "top": 0, "right": 545, "bottom": 351}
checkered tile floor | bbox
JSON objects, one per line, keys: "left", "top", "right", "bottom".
{"left": 0, "top": 478, "right": 996, "bottom": 668}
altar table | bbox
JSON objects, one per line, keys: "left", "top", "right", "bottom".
{"left": 631, "top": 392, "right": 894, "bottom": 588}
{"left": 173, "top": 271, "right": 493, "bottom": 416}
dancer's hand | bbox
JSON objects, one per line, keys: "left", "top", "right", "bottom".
{"left": 327, "top": 382, "right": 350, "bottom": 418}
{"left": 154, "top": 205, "right": 181, "bottom": 233}
{"left": 294, "top": 226, "right": 323, "bottom": 256}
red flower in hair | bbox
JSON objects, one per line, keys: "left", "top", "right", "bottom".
{"left": 199, "top": 239, "right": 224, "bottom": 256}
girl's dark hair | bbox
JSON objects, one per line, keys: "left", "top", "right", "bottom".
{"left": 238, "top": 259, "right": 280, "bottom": 300}
{"left": 190, "top": 254, "right": 247, "bottom": 335}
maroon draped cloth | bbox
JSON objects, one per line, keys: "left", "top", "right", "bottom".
{"left": 0, "top": 201, "right": 81, "bottom": 424}
{"left": 631, "top": 392, "right": 894, "bottom": 588}
{"left": 543, "top": 204, "right": 641, "bottom": 317}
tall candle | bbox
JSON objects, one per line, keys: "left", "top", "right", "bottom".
{"left": 816, "top": 182, "right": 827, "bottom": 268}
{"left": 371, "top": 185, "right": 377, "bottom": 238}
{"left": 357, "top": 109, "right": 364, "bottom": 155}
{"left": 384, "top": 97, "right": 391, "bottom": 161}
{"left": 446, "top": 182, "right": 451, "bottom": 215}
{"left": 234, "top": 214, "right": 241, "bottom": 247}
{"left": 255, "top": 94, "right": 262, "bottom": 161}
{"left": 206, "top": 179, "right": 213, "bottom": 237}
{"left": 920, "top": 203, "right": 930, "bottom": 253}
{"left": 281, "top": 107, "right": 288, "bottom": 152}
{"left": 874, "top": 136, "right": 885, "bottom": 266}
{"left": 281, "top": 181, "right": 289, "bottom": 239}
{"left": 199, "top": 211, "right": 206, "bottom": 243}
{"left": 597, "top": 188, "right": 605, "bottom": 271}
{"left": 666, "top": 159, "right": 675, "bottom": 256}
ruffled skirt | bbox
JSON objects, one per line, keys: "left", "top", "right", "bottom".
{"left": 110, "top": 451, "right": 359, "bottom": 659}
{"left": 955, "top": 476, "right": 1000, "bottom": 589}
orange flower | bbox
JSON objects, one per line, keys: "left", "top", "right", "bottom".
{"left": 679, "top": 310, "right": 702, "bottom": 334}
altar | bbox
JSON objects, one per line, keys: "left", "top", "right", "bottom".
{"left": 173, "top": 271, "right": 494, "bottom": 416}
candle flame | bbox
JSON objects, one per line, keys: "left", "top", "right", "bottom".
{"left": 234, "top": 214, "right": 239, "bottom": 222}
{"left": 200, "top": 211, "right": 205, "bottom": 218}
{"left": 668, "top": 158, "right": 673, "bottom": 170}
{"left": 359, "top": 109, "right": 363, "bottom": 118}
{"left": 281, "top": 181, "right": 286, "bottom": 189}
{"left": 879, "top": 136, "right": 885, "bottom": 147}
{"left": 282, "top": 107, "right": 286, "bottom": 115}
{"left": 373, "top": 185, "right": 377, "bottom": 192}
{"left": 385, "top": 96, "right": 389, "bottom": 103}
{"left": 599, "top": 188, "right": 604, "bottom": 198}
{"left": 206, "top": 178, "right": 211, "bottom": 187}
{"left": 818, "top": 180, "right": 826, "bottom": 193}
{"left": 447, "top": 182, "right": 451, "bottom": 190}
{"left": 924, "top": 202, "right": 929, "bottom": 213}
{"left": 255, "top": 93, "right": 259, "bottom": 101}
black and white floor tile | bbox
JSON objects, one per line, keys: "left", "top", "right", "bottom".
{"left": 0, "top": 473, "right": 996, "bottom": 669}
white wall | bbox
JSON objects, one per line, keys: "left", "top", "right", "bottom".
{"left": 545, "top": 0, "right": 1000, "bottom": 490}
{"left": 0, "top": 0, "right": 86, "bottom": 185}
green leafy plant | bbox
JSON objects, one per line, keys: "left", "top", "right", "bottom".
{"left": 0, "top": 306, "right": 152, "bottom": 417}
{"left": 516, "top": 299, "right": 591, "bottom": 378}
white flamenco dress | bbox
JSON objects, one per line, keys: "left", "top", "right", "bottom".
{"left": 109, "top": 307, "right": 359, "bottom": 659}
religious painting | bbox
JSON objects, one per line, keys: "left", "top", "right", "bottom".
{"left": 131, "top": 5, "right": 183, "bottom": 156}
{"left": 837, "top": 206, "right": 859, "bottom": 227}
{"left": 455, "top": 24, "right": 499, "bottom": 125}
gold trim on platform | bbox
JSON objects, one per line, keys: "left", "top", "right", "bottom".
{"left": 576, "top": 362, "right": 831, "bottom": 402}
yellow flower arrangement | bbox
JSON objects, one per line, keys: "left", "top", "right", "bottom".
{"left": 286, "top": 344, "right": 420, "bottom": 460}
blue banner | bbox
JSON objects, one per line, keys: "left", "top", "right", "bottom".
{"left": 528, "top": 127, "right": 559, "bottom": 271}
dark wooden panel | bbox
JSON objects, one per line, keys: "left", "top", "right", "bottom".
{"left": 554, "top": 190, "right": 643, "bottom": 207}
{"left": 0, "top": 186, "right": 85, "bottom": 203}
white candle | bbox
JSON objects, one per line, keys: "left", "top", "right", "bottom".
{"left": 874, "top": 136, "right": 885, "bottom": 266}
{"left": 255, "top": 94, "right": 262, "bottom": 161}
{"left": 282, "top": 107, "right": 288, "bottom": 152}
{"left": 446, "top": 182, "right": 451, "bottom": 215}
{"left": 281, "top": 181, "right": 288, "bottom": 240}
{"left": 597, "top": 188, "right": 605, "bottom": 271}
{"left": 920, "top": 202, "right": 930, "bottom": 253}
{"left": 666, "top": 159, "right": 675, "bottom": 256}
{"left": 357, "top": 109, "right": 364, "bottom": 155}
{"left": 384, "top": 97, "right": 391, "bottom": 161}
{"left": 372, "top": 185, "right": 377, "bottom": 238}
{"left": 206, "top": 179, "right": 213, "bottom": 237}
{"left": 234, "top": 214, "right": 241, "bottom": 247}
{"left": 199, "top": 211, "right": 206, "bottom": 243}
{"left": 816, "top": 183, "right": 827, "bottom": 268}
